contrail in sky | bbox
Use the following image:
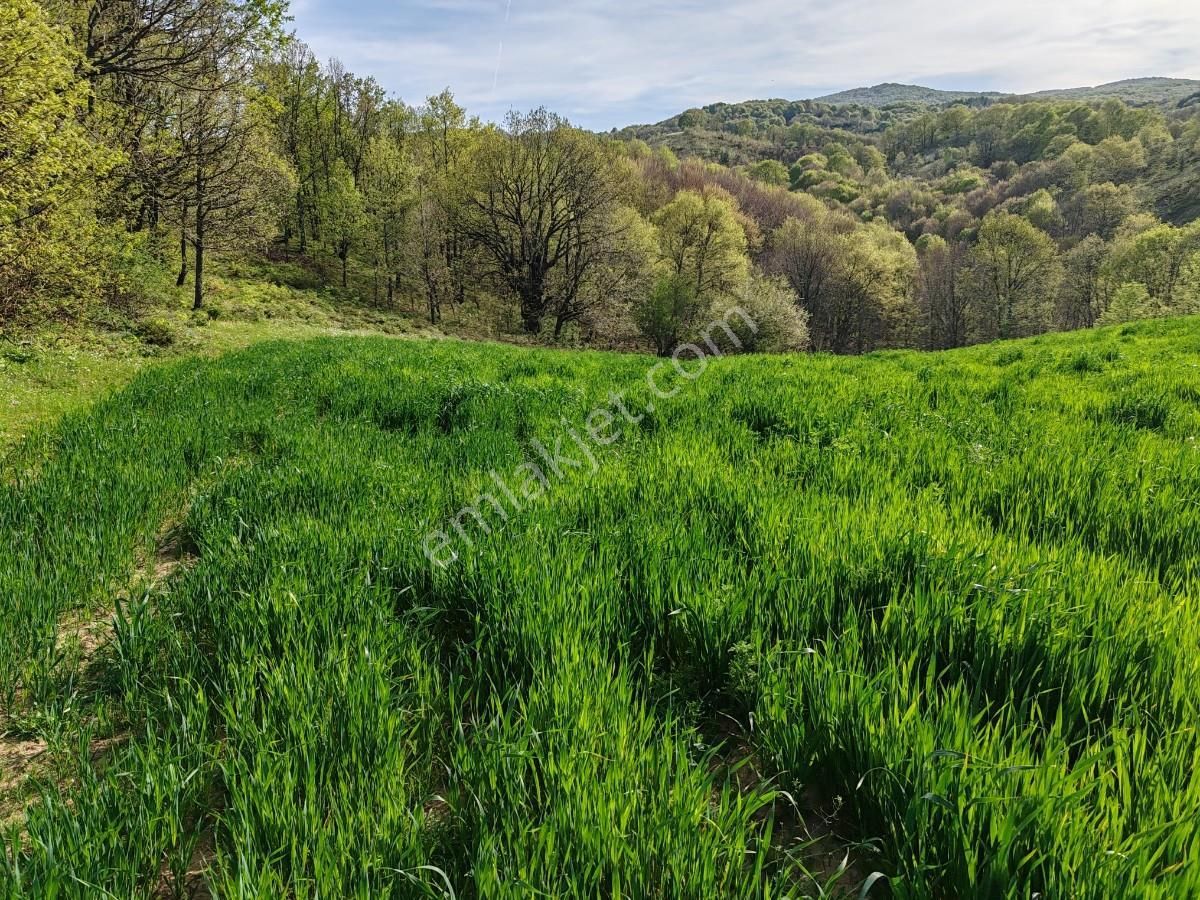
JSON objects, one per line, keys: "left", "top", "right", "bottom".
{"left": 492, "top": 0, "right": 513, "bottom": 94}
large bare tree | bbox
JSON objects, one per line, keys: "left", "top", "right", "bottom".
{"left": 460, "top": 109, "right": 621, "bottom": 335}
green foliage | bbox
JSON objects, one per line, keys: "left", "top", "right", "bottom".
{"left": 1099, "top": 282, "right": 1158, "bottom": 326}
{"left": 972, "top": 212, "right": 1061, "bottom": 339}
{"left": 5, "top": 0, "right": 1200, "bottom": 366}
{"left": 3, "top": 318, "right": 1200, "bottom": 896}
{"left": 0, "top": 0, "right": 117, "bottom": 319}
{"left": 724, "top": 271, "right": 810, "bottom": 352}
{"left": 634, "top": 272, "right": 705, "bottom": 355}
{"left": 652, "top": 189, "right": 750, "bottom": 301}
{"left": 767, "top": 207, "right": 917, "bottom": 352}
{"left": 318, "top": 160, "right": 367, "bottom": 285}
{"left": 746, "top": 159, "right": 789, "bottom": 187}
{"left": 135, "top": 317, "right": 177, "bottom": 347}
{"left": 1101, "top": 389, "right": 1174, "bottom": 430}
{"left": 1105, "top": 222, "right": 1200, "bottom": 311}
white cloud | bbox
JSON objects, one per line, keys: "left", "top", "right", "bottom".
{"left": 291, "top": 0, "right": 1200, "bottom": 128}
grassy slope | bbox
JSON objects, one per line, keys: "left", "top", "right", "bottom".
{"left": 0, "top": 262, "right": 441, "bottom": 451}
{"left": 2, "top": 316, "right": 1200, "bottom": 897}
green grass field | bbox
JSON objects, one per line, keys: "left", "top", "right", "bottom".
{"left": 0, "top": 261, "right": 438, "bottom": 452}
{"left": 3, "top": 317, "right": 1200, "bottom": 897}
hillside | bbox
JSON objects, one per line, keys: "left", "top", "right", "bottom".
{"left": 4, "top": 316, "right": 1200, "bottom": 896}
{"left": 810, "top": 77, "right": 1200, "bottom": 109}
{"left": 0, "top": 260, "right": 442, "bottom": 450}
{"left": 627, "top": 76, "right": 1200, "bottom": 144}
{"left": 814, "top": 82, "right": 1003, "bottom": 107}
{"left": 1025, "top": 76, "right": 1200, "bottom": 106}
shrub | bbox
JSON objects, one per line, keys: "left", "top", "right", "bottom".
{"left": 720, "top": 272, "right": 810, "bottom": 354}
{"left": 1100, "top": 282, "right": 1160, "bottom": 326}
{"left": 634, "top": 274, "right": 704, "bottom": 357}
{"left": 136, "top": 317, "right": 176, "bottom": 347}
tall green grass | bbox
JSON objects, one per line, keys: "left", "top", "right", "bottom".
{"left": 2, "top": 318, "right": 1200, "bottom": 897}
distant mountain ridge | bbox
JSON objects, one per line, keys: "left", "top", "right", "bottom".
{"left": 1024, "top": 77, "right": 1200, "bottom": 105}
{"left": 617, "top": 75, "right": 1200, "bottom": 184}
{"left": 814, "top": 83, "right": 1004, "bottom": 106}
{"left": 812, "top": 77, "right": 1200, "bottom": 109}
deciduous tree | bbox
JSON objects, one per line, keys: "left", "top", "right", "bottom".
{"left": 653, "top": 188, "right": 749, "bottom": 302}
{"left": 971, "top": 212, "right": 1061, "bottom": 340}
{"left": 461, "top": 108, "right": 621, "bottom": 334}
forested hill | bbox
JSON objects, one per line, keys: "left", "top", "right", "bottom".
{"left": 813, "top": 83, "right": 1005, "bottom": 107}
{"left": 4, "top": 0, "right": 1200, "bottom": 361}
{"left": 616, "top": 76, "right": 1200, "bottom": 234}
{"left": 808, "top": 77, "right": 1200, "bottom": 109}
{"left": 622, "top": 78, "right": 1200, "bottom": 152}
{"left": 1026, "top": 77, "right": 1200, "bottom": 105}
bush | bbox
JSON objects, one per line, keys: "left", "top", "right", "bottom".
{"left": 634, "top": 274, "right": 705, "bottom": 357}
{"left": 1100, "top": 282, "right": 1160, "bottom": 326}
{"left": 136, "top": 317, "right": 177, "bottom": 347}
{"left": 720, "top": 272, "right": 810, "bottom": 354}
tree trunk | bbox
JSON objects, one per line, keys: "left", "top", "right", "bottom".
{"left": 521, "top": 309, "right": 542, "bottom": 334}
{"left": 519, "top": 268, "right": 546, "bottom": 334}
{"left": 193, "top": 163, "right": 205, "bottom": 310}
{"left": 176, "top": 209, "right": 189, "bottom": 287}
{"left": 193, "top": 238, "right": 205, "bottom": 310}
{"left": 428, "top": 287, "right": 440, "bottom": 325}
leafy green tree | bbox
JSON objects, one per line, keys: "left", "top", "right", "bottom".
{"left": 765, "top": 200, "right": 854, "bottom": 344}
{"left": 1052, "top": 141, "right": 1095, "bottom": 190}
{"left": 1021, "top": 189, "right": 1063, "bottom": 236}
{"left": 361, "top": 135, "right": 414, "bottom": 305}
{"left": 915, "top": 234, "right": 970, "bottom": 348}
{"left": 1098, "top": 282, "right": 1157, "bottom": 325}
{"left": 747, "top": 160, "right": 789, "bottom": 188}
{"left": 823, "top": 143, "right": 861, "bottom": 178}
{"left": 1060, "top": 235, "right": 1110, "bottom": 329}
{"left": 262, "top": 39, "right": 325, "bottom": 254}
{"left": 175, "top": 53, "right": 296, "bottom": 310}
{"left": 971, "top": 212, "right": 1061, "bottom": 340}
{"left": 1092, "top": 135, "right": 1146, "bottom": 184}
{"left": 634, "top": 273, "right": 704, "bottom": 356}
{"left": 1065, "top": 183, "right": 1139, "bottom": 240}
{"left": 937, "top": 106, "right": 972, "bottom": 145}
{"left": 653, "top": 189, "right": 749, "bottom": 302}
{"left": 319, "top": 160, "right": 367, "bottom": 289}
{"left": 725, "top": 271, "right": 811, "bottom": 353}
{"left": 0, "top": 2, "right": 97, "bottom": 213}
{"left": 790, "top": 153, "right": 828, "bottom": 188}
{"left": 414, "top": 89, "right": 475, "bottom": 310}
{"left": 0, "top": 0, "right": 115, "bottom": 318}
{"left": 1105, "top": 222, "right": 1200, "bottom": 309}
{"left": 827, "top": 221, "right": 918, "bottom": 353}
{"left": 57, "top": 0, "right": 286, "bottom": 92}
{"left": 563, "top": 205, "right": 659, "bottom": 344}
{"left": 460, "top": 108, "right": 620, "bottom": 334}
{"left": 856, "top": 145, "right": 887, "bottom": 174}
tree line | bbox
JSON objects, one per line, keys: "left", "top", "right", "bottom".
{"left": 3, "top": 0, "right": 1199, "bottom": 357}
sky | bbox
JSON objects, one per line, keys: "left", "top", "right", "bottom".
{"left": 288, "top": 0, "right": 1200, "bottom": 130}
